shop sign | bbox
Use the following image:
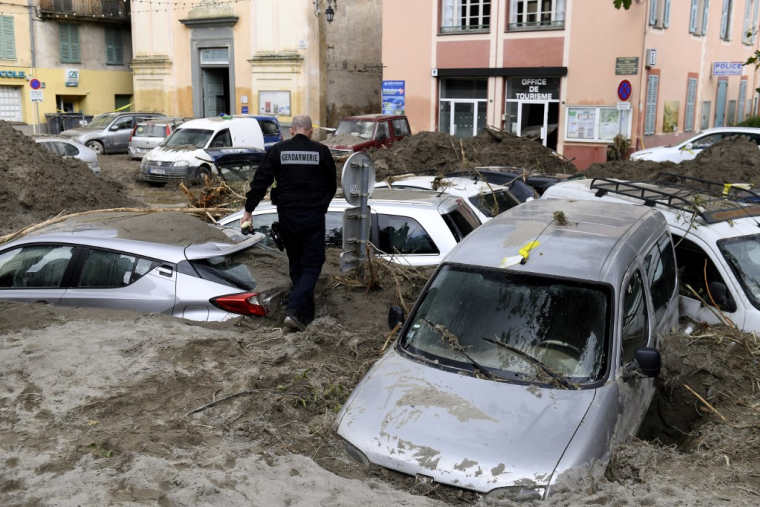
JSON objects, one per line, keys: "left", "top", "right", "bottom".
{"left": 713, "top": 62, "right": 743, "bottom": 76}
{"left": 615, "top": 57, "right": 639, "bottom": 75}
{"left": 200, "top": 48, "right": 229, "bottom": 65}
{"left": 65, "top": 69, "right": 79, "bottom": 87}
{"left": 382, "top": 80, "right": 405, "bottom": 114}
{"left": 0, "top": 70, "right": 26, "bottom": 79}
{"left": 508, "top": 77, "right": 560, "bottom": 101}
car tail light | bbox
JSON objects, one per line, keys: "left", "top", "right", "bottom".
{"left": 166, "top": 125, "right": 171, "bottom": 136}
{"left": 210, "top": 292, "right": 269, "bottom": 316}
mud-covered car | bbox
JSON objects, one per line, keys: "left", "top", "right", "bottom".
{"left": 0, "top": 214, "right": 268, "bottom": 321}
{"left": 336, "top": 199, "right": 677, "bottom": 499}
{"left": 33, "top": 136, "right": 101, "bottom": 176}
{"left": 60, "top": 112, "right": 165, "bottom": 155}
{"left": 128, "top": 117, "right": 189, "bottom": 159}
{"left": 321, "top": 114, "right": 411, "bottom": 159}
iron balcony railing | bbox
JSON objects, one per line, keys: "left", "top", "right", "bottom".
{"left": 440, "top": 24, "right": 490, "bottom": 34}
{"left": 509, "top": 18, "right": 565, "bottom": 31}
{"left": 38, "top": 0, "right": 130, "bottom": 22}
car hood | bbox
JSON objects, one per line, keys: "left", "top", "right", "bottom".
{"left": 60, "top": 127, "right": 98, "bottom": 138}
{"left": 321, "top": 134, "right": 367, "bottom": 150}
{"left": 336, "top": 349, "right": 595, "bottom": 493}
{"left": 145, "top": 146, "right": 203, "bottom": 161}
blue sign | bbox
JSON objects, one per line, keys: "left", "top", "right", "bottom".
{"left": 29, "top": 78, "right": 41, "bottom": 90}
{"left": 241, "top": 105, "right": 249, "bottom": 114}
{"left": 382, "top": 80, "right": 405, "bottom": 115}
{"left": 617, "top": 80, "right": 632, "bottom": 101}
{"left": 713, "top": 62, "right": 743, "bottom": 76}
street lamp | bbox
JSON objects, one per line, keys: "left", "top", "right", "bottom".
{"left": 314, "top": 0, "right": 337, "bottom": 23}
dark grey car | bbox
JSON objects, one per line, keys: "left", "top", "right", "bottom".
{"left": 60, "top": 112, "right": 165, "bottom": 155}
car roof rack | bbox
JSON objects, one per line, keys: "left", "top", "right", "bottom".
{"left": 589, "top": 172, "right": 760, "bottom": 224}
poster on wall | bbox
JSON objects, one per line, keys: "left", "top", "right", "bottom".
{"left": 382, "top": 80, "right": 405, "bottom": 114}
{"left": 259, "top": 91, "right": 291, "bottom": 116}
{"left": 566, "top": 108, "right": 597, "bottom": 140}
{"left": 663, "top": 101, "right": 680, "bottom": 133}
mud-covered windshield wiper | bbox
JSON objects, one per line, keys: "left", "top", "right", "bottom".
{"left": 482, "top": 337, "right": 576, "bottom": 390}
{"left": 420, "top": 319, "right": 502, "bottom": 381}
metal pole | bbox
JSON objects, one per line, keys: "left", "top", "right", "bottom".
{"left": 358, "top": 158, "right": 369, "bottom": 261}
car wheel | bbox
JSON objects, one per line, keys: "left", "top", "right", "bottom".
{"left": 197, "top": 166, "right": 212, "bottom": 180}
{"left": 86, "top": 141, "right": 104, "bottom": 155}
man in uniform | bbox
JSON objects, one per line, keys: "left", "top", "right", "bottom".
{"left": 241, "top": 115, "right": 337, "bottom": 331}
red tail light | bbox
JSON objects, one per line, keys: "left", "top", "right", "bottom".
{"left": 210, "top": 292, "right": 269, "bottom": 316}
{"left": 166, "top": 125, "right": 171, "bottom": 136}
{"left": 129, "top": 125, "right": 137, "bottom": 141}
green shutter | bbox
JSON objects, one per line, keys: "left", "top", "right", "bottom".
{"left": 105, "top": 27, "right": 123, "bottom": 65}
{"left": 59, "top": 24, "right": 80, "bottom": 64}
{"left": 70, "top": 24, "right": 80, "bottom": 63}
{"left": 105, "top": 28, "right": 114, "bottom": 64}
{"left": 0, "top": 16, "right": 16, "bottom": 60}
{"left": 59, "top": 23, "right": 70, "bottom": 63}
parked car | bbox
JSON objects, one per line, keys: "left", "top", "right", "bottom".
{"left": 336, "top": 199, "right": 674, "bottom": 499}
{"left": 629, "top": 127, "right": 760, "bottom": 162}
{"left": 218, "top": 189, "right": 481, "bottom": 266}
{"left": 448, "top": 166, "right": 568, "bottom": 197}
{"left": 374, "top": 175, "right": 520, "bottom": 223}
{"left": 138, "top": 117, "right": 265, "bottom": 183}
{"left": 321, "top": 114, "right": 411, "bottom": 159}
{"left": 32, "top": 135, "right": 101, "bottom": 176}
{"left": 543, "top": 175, "right": 760, "bottom": 334}
{"left": 60, "top": 112, "right": 165, "bottom": 155}
{"left": 0, "top": 214, "right": 267, "bottom": 321}
{"left": 249, "top": 115, "right": 284, "bottom": 151}
{"left": 128, "top": 117, "right": 189, "bottom": 159}
{"left": 201, "top": 147, "right": 267, "bottom": 183}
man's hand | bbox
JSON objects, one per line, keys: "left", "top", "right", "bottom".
{"left": 240, "top": 211, "right": 253, "bottom": 235}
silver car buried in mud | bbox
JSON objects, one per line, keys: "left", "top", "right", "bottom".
{"left": 335, "top": 199, "right": 678, "bottom": 500}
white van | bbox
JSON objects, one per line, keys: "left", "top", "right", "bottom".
{"left": 138, "top": 117, "right": 265, "bottom": 183}
{"left": 543, "top": 175, "right": 760, "bottom": 333}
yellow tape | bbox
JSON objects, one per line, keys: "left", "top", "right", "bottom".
{"left": 113, "top": 102, "right": 134, "bottom": 112}
{"left": 723, "top": 183, "right": 753, "bottom": 195}
{"left": 518, "top": 241, "right": 540, "bottom": 261}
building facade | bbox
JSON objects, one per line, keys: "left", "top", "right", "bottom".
{"left": 383, "top": 0, "right": 760, "bottom": 168}
{"left": 0, "top": 0, "right": 134, "bottom": 132}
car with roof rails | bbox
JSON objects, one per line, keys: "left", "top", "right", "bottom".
{"left": 336, "top": 198, "right": 675, "bottom": 500}
{"left": 629, "top": 127, "right": 760, "bottom": 162}
{"left": 321, "top": 114, "right": 411, "bottom": 159}
{"left": 32, "top": 135, "right": 101, "bottom": 176}
{"left": 218, "top": 189, "right": 481, "bottom": 266}
{"left": 128, "top": 117, "right": 190, "bottom": 159}
{"left": 0, "top": 212, "right": 269, "bottom": 321}
{"left": 60, "top": 111, "right": 166, "bottom": 155}
{"left": 542, "top": 174, "right": 760, "bottom": 334}
{"left": 374, "top": 175, "right": 521, "bottom": 223}
{"left": 138, "top": 117, "right": 265, "bottom": 183}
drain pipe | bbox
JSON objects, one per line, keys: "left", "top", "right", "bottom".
{"left": 27, "top": 0, "right": 38, "bottom": 133}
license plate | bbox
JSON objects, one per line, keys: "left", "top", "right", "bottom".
{"left": 149, "top": 168, "right": 166, "bottom": 175}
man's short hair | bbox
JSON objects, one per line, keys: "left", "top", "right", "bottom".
{"left": 291, "top": 115, "right": 312, "bottom": 132}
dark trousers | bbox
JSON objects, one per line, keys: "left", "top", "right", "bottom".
{"left": 277, "top": 207, "right": 326, "bottom": 322}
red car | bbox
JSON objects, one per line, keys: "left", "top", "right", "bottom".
{"left": 321, "top": 114, "right": 411, "bottom": 159}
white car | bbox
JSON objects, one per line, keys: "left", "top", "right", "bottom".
{"left": 218, "top": 189, "right": 482, "bottom": 267}
{"left": 138, "top": 117, "right": 265, "bottom": 183}
{"left": 374, "top": 175, "right": 521, "bottom": 223}
{"left": 629, "top": 127, "right": 760, "bottom": 163}
{"left": 33, "top": 136, "right": 101, "bottom": 176}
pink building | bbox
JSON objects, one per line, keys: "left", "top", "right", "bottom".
{"left": 383, "top": 0, "right": 760, "bottom": 169}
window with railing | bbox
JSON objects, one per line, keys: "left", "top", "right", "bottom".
{"left": 509, "top": 0, "right": 566, "bottom": 30}
{"left": 441, "top": 0, "right": 491, "bottom": 34}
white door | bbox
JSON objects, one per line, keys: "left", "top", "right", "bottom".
{"left": 0, "top": 86, "right": 22, "bottom": 122}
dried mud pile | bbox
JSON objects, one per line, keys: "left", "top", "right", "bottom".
{"left": 368, "top": 129, "right": 577, "bottom": 180}
{"left": 0, "top": 121, "right": 142, "bottom": 235}
{"left": 585, "top": 135, "right": 760, "bottom": 186}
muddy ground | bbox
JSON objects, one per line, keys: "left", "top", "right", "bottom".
{"left": 1, "top": 130, "right": 760, "bottom": 505}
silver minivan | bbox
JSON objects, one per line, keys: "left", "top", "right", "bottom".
{"left": 335, "top": 199, "right": 677, "bottom": 500}
{"left": 60, "top": 112, "right": 165, "bottom": 155}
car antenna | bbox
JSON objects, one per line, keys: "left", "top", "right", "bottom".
{"left": 501, "top": 213, "right": 562, "bottom": 268}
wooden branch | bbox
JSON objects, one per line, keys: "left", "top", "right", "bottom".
{"left": 683, "top": 383, "right": 728, "bottom": 423}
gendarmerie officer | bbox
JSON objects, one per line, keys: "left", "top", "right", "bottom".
{"left": 241, "top": 114, "right": 337, "bottom": 331}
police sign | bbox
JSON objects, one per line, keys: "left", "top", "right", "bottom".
{"left": 713, "top": 62, "right": 743, "bottom": 76}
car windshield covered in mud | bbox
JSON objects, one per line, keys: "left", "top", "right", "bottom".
{"left": 335, "top": 120, "right": 376, "bottom": 139}
{"left": 400, "top": 265, "right": 610, "bottom": 383}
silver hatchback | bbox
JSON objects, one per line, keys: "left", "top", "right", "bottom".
{"left": 335, "top": 199, "right": 678, "bottom": 500}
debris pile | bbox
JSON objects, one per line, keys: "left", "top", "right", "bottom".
{"left": 585, "top": 135, "right": 760, "bottom": 187}
{"left": 367, "top": 127, "right": 577, "bottom": 180}
{"left": 0, "top": 121, "right": 141, "bottom": 235}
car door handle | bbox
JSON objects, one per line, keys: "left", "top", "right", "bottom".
{"left": 157, "top": 265, "right": 173, "bottom": 277}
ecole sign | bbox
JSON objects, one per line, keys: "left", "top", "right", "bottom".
{"left": 0, "top": 70, "right": 27, "bottom": 79}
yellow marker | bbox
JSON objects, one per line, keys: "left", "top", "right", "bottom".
{"left": 501, "top": 241, "right": 541, "bottom": 268}
{"left": 723, "top": 183, "right": 753, "bottom": 195}
{"left": 519, "top": 240, "right": 540, "bottom": 261}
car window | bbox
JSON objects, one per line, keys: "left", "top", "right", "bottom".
{"left": 442, "top": 205, "right": 480, "bottom": 242}
{"left": 377, "top": 214, "right": 438, "bottom": 255}
{"left": 468, "top": 190, "right": 519, "bottom": 218}
{"left": 79, "top": 249, "right": 137, "bottom": 288}
{"left": 325, "top": 211, "right": 343, "bottom": 248}
{"left": 113, "top": 117, "right": 134, "bottom": 130}
{"left": 391, "top": 119, "right": 410, "bottom": 137}
{"left": 188, "top": 255, "right": 256, "bottom": 291}
{"left": 0, "top": 245, "right": 74, "bottom": 288}
{"left": 672, "top": 233, "right": 735, "bottom": 310}
{"left": 375, "top": 122, "right": 390, "bottom": 141}
{"left": 135, "top": 124, "right": 168, "bottom": 138}
{"left": 132, "top": 258, "right": 161, "bottom": 284}
{"left": 38, "top": 141, "right": 62, "bottom": 156}
{"left": 621, "top": 269, "right": 649, "bottom": 364}
{"left": 252, "top": 213, "right": 279, "bottom": 248}
{"left": 690, "top": 133, "right": 724, "bottom": 149}
{"left": 643, "top": 234, "right": 677, "bottom": 326}
{"left": 335, "top": 120, "right": 375, "bottom": 139}
{"left": 259, "top": 120, "right": 280, "bottom": 136}
{"left": 210, "top": 129, "right": 232, "bottom": 148}
{"left": 57, "top": 142, "right": 80, "bottom": 157}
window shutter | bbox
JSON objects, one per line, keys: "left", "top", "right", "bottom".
{"left": 690, "top": 0, "right": 699, "bottom": 32}
{"left": 664, "top": 0, "right": 672, "bottom": 27}
{"left": 739, "top": 79, "right": 748, "bottom": 121}
{"left": 645, "top": 75, "right": 659, "bottom": 135}
{"left": 703, "top": 0, "right": 711, "bottom": 33}
{"left": 650, "top": 0, "right": 659, "bottom": 25}
{"left": 721, "top": 0, "right": 730, "bottom": 38}
{"left": 0, "top": 16, "right": 15, "bottom": 60}
{"left": 70, "top": 24, "right": 80, "bottom": 63}
{"left": 752, "top": 0, "right": 759, "bottom": 42}
{"left": 685, "top": 78, "right": 698, "bottom": 132}
{"left": 114, "top": 29, "right": 122, "bottom": 65}
{"left": 743, "top": 0, "right": 752, "bottom": 42}
{"left": 59, "top": 24, "right": 70, "bottom": 63}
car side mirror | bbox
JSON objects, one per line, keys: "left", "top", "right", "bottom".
{"left": 110, "top": 125, "right": 120, "bottom": 131}
{"left": 708, "top": 281, "right": 737, "bottom": 312}
{"left": 624, "top": 347, "right": 661, "bottom": 379}
{"left": 682, "top": 142, "right": 694, "bottom": 150}
{"left": 388, "top": 305, "right": 405, "bottom": 330}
